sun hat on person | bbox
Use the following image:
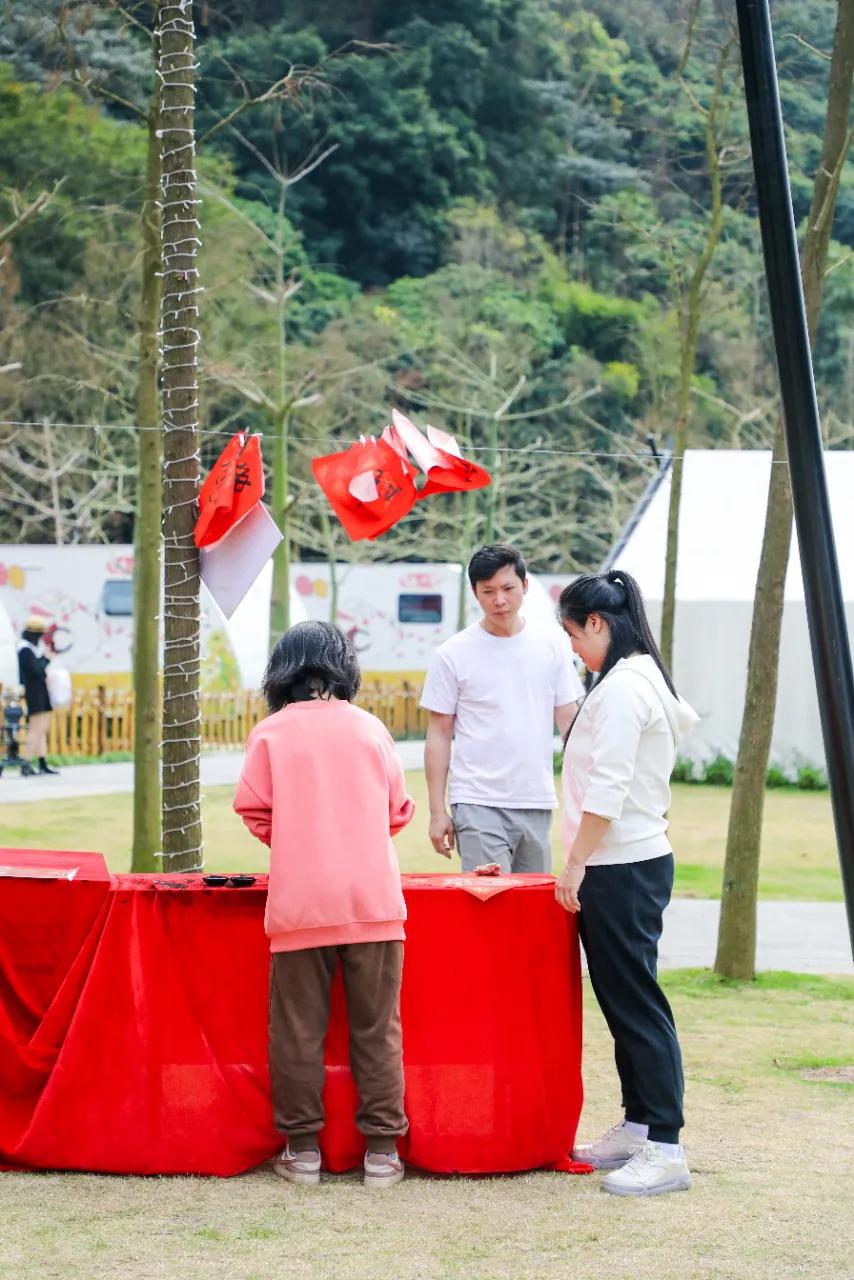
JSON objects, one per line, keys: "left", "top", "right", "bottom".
{"left": 24, "top": 617, "right": 47, "bottom": 633}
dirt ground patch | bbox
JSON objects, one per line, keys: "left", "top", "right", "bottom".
{"left": 800, "top": 1064, "right": 854, "bottom": 1082}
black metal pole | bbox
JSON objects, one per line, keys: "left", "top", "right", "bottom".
{"left": 735, "top": 0, "right": 854, "bottom": 958}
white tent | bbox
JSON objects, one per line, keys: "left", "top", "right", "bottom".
{"left": 609, "top": 449, "right": 854, "bottom": 770}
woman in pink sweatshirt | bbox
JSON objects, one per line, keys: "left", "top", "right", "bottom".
{"left": 234, "top": 620, "right": 415, "bottom": 1189}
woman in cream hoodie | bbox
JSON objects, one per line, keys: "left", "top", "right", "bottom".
{"left": 555, "top": 570, "right": 699, "bottom": 1198}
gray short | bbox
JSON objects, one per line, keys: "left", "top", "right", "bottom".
{"left": 451, "top": 803, "right": 553, "bottom": 874}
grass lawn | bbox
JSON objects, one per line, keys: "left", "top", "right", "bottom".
{"left": 1, "top": 970, "right": 852, "bottom": 1280}
{"left": 0, "top": 774, "right": 842, "bottom": 900}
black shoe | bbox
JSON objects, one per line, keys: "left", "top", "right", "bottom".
{"left": 37, "top": 757, "right": 60, "bottom": 776}
{"left": 20, "top": 761, "right": 36, "bottom": 777}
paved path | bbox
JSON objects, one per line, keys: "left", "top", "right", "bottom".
{"left": 2, "top": 750, "right": 851, "bottom": 974}
{"left": 658, "top": 899, "right": 851, "bottom": 975}
{"left": 0, "top": 745, "right": 426, "bottom": 803}
{"left": 0, "top": 751, "right": 250, "bottom": 804}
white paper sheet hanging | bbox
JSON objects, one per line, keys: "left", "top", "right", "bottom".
{"left": 199, "top": 501, "right": 283, "bottom": 619}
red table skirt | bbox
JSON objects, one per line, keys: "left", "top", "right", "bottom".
{"left": 0, "top": 860, "right": 584, "bottom": 1177}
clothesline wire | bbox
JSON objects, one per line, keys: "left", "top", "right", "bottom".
{"left": 0, "top": 418, "right": 790, "bottom": 464}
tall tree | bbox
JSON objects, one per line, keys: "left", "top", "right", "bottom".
{"left": 158, "top": 0, "right": 202, "bottom": 871}
{"left": 132, "top": 73, "right": 163, "bottom": 873}
{"left": 715, "top": 0, "right": 854, "bottom": 979}
{"left": 660, "top": 8, "right": 737, "bottom": 670}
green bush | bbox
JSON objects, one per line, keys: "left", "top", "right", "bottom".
{"left": 671, "top": 757, "right": 695, "bottom": 784}
{"left": 562, "top": 748, "right": 829, "bottom": 791}
{"left": 702, "top": 754, "right": 734, "bottom": 786}
{"left": 796, "top": 764, "right": 827, "bottom": 791}
{"left": 765, "top": 765, "right": 791, "bottom": 789}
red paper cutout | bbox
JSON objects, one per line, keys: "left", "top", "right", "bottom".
{"left": 311, "top": 411, "right": 489, "bottom": 542}
{"left": 194, "top": 432, "right": 265, "bottom": 549}
{"left": 386, "top": 410, "right": 491, "bottom": 500}
{"left": 311, "top": 438, "right": 418, "bottom": 542}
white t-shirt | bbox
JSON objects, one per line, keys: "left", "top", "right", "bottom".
{"left": 420, "top": 621, "right": 584, "bottom": 809}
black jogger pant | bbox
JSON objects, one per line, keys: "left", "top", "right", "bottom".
{"left": 577, "top": 853, "right": 685, "bottom": 1144}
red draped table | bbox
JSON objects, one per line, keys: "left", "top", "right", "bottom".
{"left": 0, "top": 850, "right": 584, "bottom": 1176}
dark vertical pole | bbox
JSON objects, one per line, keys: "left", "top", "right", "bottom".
{"left": 735, "top": 0, "right": 854, "bottom": 957}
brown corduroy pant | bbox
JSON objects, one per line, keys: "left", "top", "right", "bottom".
{"left": 268, "top": 940, "right": 408, "bottom": 1155}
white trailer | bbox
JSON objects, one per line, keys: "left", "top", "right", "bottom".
{"left": 290, "top": 562, "right": 574, "bottom": 682}
{"left": 0, "top": 546, "right": 574, "bottom": 690}
{"left": 0, "top": 545, "right": 304, "bottom": 692}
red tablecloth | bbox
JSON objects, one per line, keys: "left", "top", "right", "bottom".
{"left": 0, "top": 856, "right": 584, "bottom": 1177}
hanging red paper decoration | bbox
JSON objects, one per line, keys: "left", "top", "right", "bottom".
{"left": 311, "top": 411, "right": 490, "bottom": 542}
{"left": 311, "top": 437, "right": 418, "bottom": 542}
{"left": 385, "top": 410, "right": 491, "bottom": 499}
{"left": 194, "top": 432, "right": 265, "bottom": 549}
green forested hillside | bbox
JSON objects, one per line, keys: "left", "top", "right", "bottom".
{"left": 0, "top": 1, "right": 850, "bottom": 567}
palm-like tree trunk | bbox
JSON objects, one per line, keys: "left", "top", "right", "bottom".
{"left": 159, "top": 0, "right": 203, "bottom": 871}
{"left": 131, "top": 96, "right": 163, "bottom": 873}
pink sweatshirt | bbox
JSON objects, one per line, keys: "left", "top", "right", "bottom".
{"left": 233, "top": 699, "right": 415, "bottom": 952}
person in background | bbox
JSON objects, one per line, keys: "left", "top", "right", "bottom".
{"left": 421, "top": 544, "right": 584, "bottom": 873}
{"left": 16, "top": 616, "right": 59, "bottom": 777}
{"left": 234, "top": 620, "right": 415, "bottom": 1190}
{"left": 556, "top": 569, "right": 698, "bottom": 1197}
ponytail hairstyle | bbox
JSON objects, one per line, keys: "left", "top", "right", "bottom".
{"left": 558, "top": 569, "right": 676, "bottom": 697}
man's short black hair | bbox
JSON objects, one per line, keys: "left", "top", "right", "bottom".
{"left": 262, "top": 620, "right": 361, "bottom": 712}
{"left": 467, "top": 544, "right": 527, "bottom": 589}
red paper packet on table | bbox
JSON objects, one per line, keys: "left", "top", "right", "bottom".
{"left": 194, "top": 432, "right": 265, "bottom": 550}
{"left": 311, "top": 437, "right": 418, "bottom": 541}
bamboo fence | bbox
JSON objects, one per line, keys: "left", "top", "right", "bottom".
{"left": 0, "top": 684, "right": 429, "bottom": 759}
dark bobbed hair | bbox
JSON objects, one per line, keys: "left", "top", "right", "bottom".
{"left": 468, "top": 543, "right": 526, "bottom": 589}
{"left": 558, "top": 569, "right": 676, "bottom": 697}
{"left": 262, "top": 620, "right": 361, "bottom": 712}
{"left": 21, "top": 629, "right": 45, "bottom": 645}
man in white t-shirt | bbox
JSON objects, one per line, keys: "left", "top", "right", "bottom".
{"left": 420, "top": 544, "right": 584, "bottom": 873}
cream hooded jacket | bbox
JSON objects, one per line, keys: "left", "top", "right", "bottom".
{"left": 560, "top": 654, "right": 700, "bottom": 866}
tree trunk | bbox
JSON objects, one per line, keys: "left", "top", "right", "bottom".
{"left": 715, "top": 0, "right": 854, "bottom": 979}
{"left": 458, "top": 487, "right": 476, "bottom": 630}
{"left": 660, "top": 335, "right": 696, "bottom": 671}
{"left": 269, "top": 409, "right": 291, "bottom": 645}
{"left": 660, "top": 39, "right": 729, "bottom": 670}
{"left": 158, "top": 1, "right": 203, "bottom": 872}
{"left": 131, "top": 101, "right": 163, "bottom": 873}
{"left": 44, "top": 423, "right": 65, "bottom": 545}
{"left": 482, "top": 413, "right": 500, "bottom": 545}
{"left": 714, "top": 420, "right": 792, "bottom": 977}
{"left": 269, "top": 181, "right": 292, "bottom": 648}
{"left": 320, "top": 505, "right": 338, "bottom": 622}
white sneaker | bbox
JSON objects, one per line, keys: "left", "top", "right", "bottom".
{"left": 601, "top": 1141, "right": 692, "bottom": 1197}
{"left": 273, "top": 1145, "right": 321, "bottom": 1187}
{"left": 363, "top": 1150, "right": 405, "bottom": 1189}
{"left": 572, "top": 1122, "right": 647, "bottom": 1169}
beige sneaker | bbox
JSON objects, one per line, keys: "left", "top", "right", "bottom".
{"left": 572, "top": 1122, "right": 646, "bottom": 1169}
{"left": 273, "top": 1145, "right": 321, "bottom": 1187}
{"left": 363, "top": 1150, "right": 405, "bottom": 1189}
{"left": 601, "top": 1142, "right": 691, "bottom": 1197}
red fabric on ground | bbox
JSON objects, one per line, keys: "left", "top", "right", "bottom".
{"left": 0, "top": 862, "right": 584, "bottom": 1177}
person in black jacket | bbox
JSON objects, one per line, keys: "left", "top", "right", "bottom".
{"left": 16, "top": 617, "right": 59, "bottom": 777}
